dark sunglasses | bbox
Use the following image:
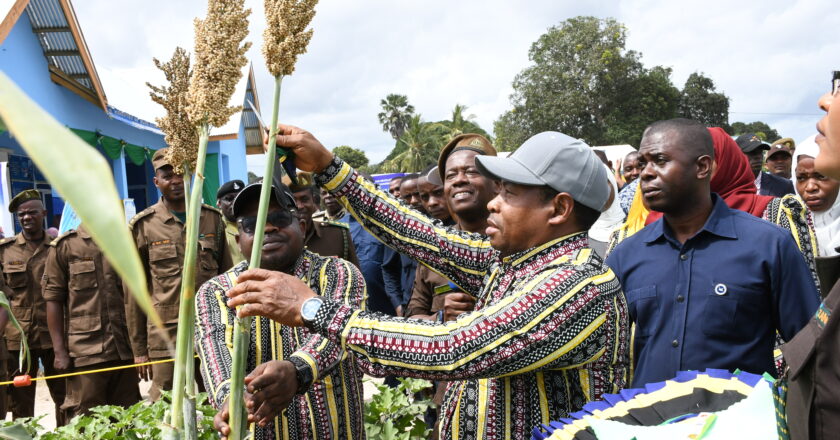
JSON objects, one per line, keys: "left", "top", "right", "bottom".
{"left": 833, "top": 71, "right": 839, "bottom": 96}
{"left": 237, "top": 209, "right": 296, "bottom": 235}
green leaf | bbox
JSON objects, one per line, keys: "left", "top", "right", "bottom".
{"left": 0, "top": 72, "right": 162, "bottom": 330}
{"left": 0, "top": 423, "right": 34, "bottom": 440}
{"left": 0, "top": 290, "right": 28, "bottom": 373}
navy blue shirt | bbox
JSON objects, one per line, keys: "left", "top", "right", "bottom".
{"left": 344, "top": 214, "right": 396, "bottom": 315}
{"left": 606, "top": 194, "right": 819, "bottom": 386}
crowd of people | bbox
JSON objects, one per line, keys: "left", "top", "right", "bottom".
{"left": 0, "top": 73, "right": 837, "bottom": 440}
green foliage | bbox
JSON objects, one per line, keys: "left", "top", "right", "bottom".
{"left": 365, "top": 378, "right": 435, "bottom": 440}
{"left": 333, "top": 145, "right": 370, "bottom": 168}
{"left": 0, "top": 392, "right": 218, "bottom": 440}
{"left": 731, "top": 121, "right": 781, "bottom": 142}
{"left": 382, "top": 115, "right": 450, "bottom": 173}
{"left": 679, "top": 72, "right": 730, "bottom": 129}
{"left": 378, "top": 94, "right": 416, "bottom": 141}
{"left": 493, "top": 17, "right": 732, "bottom": 151}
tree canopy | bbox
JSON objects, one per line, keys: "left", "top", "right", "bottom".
{"left": 377, "top": 94, "right": 415, "bottom": 141}
{"left": 731, "top": 121, "right": 781, "bottom": 142}
{"left": 493, "top": 16, "right": 732, "bottom": 151}
{"left": 332, "top": 145, "right": 370, "bottom": 169}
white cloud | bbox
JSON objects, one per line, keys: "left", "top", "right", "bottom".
{"left": 73, "top": 0, "right": 838, "bottom": 163}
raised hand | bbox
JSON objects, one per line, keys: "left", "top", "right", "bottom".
{"left": 263, "top": 124, "right": 334, "bottom": 173}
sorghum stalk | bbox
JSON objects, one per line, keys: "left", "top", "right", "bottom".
{"left": 169, "top": 124, "right": 209, "bottom": 438}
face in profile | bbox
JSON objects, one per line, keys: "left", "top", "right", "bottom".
{"left": 814, "top": 75, "right": 840, "bottom": 179}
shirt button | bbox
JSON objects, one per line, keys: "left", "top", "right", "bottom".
{"left": 672, "top": 339, "right": 679, "bottom": 347}
{"left": 679, "top": 254, "right": 687, "bottom": 261}
{"left": 676, "top": 295, "right": 684, "bottom": 303}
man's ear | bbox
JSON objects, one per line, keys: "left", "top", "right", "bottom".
{"left": 297, "top": 217, "right": 307, "bottom": 236}
{"left": 547, "top": 192, "right": 575, "bottom": 226}
{"left": 697, "top": 155, "right": 714, "bottom": 180}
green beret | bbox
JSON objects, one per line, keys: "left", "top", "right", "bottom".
{"left": 9, "top": 189, "right": 41, "bottom": 213}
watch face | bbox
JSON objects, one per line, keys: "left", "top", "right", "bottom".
{"left": 302, "top": 298, "right": 322, "bottom": 321}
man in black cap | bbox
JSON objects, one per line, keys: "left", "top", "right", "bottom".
{"left": 735, "top": 133, "right": 795, "bottom": 197}
{"left": 196, "top": 182, "right": 366, "bottom": 439}
{"left": 0, "top": 189, "right": 68, "bottom": 424}
{"left": 217, "top": 180, "right": 246, "bottom": 264}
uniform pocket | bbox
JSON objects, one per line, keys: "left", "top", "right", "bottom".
{"left": 702, "top": 280, "right": 765, "bottom": 340}
{"left": 67, "top": 315, "right": 103, "bottom": 357}
{"left": 5, "top": 306, "right": 32, "bottom": 342}
{"left": 625, "top": 285, "right": 658, "bottom": 337}
{"left": 3, "top": 262, "right": 27, "bottom": 289}
{"left": 198, "top": 238, "right": 218, "bottom": 273}
{"left": 149, "top": 243, "right": 180, "bottom": 279}
{"left": 69, "top": 260, "right": 98, "bottom": 291}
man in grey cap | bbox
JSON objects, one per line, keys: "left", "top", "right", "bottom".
{"left": 221, "top": 124, "right": 630, "bottom": 440}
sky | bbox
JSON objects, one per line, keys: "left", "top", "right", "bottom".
{"left": 68, "top": 0, "right": 840, "bottom": 176}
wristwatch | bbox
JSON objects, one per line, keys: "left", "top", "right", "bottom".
{"left": 300, "top": 296, "right": 324, "bottom": 329}
{"left": 287, "top": 356, "right": 314, "bottom": 395}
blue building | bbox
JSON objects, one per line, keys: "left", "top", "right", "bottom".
{"left": 0, "top": 0, "right": 263, "bottom": 235}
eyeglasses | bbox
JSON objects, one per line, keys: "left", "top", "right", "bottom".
{"left": 237, "top": 210, "right": 296, "bottom": 235}
{"left": 832, "top": 71, "right": 839, "bottom": 96}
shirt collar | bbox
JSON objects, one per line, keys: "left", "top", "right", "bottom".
{"left": 642, "top": 193, "right": 737, "bottom": 244}
{"left": 501, "top": 231, "right": 588, "bottom": 268}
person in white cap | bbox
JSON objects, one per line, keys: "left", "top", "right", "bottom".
{"left": 220, "top": 124, "right": 630, "bottom": 440}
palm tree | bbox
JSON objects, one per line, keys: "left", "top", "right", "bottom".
{"left": 445, "top": 103, "right": 477, "bottom": 142}
{"left": 385, "top": 115, "right": 447, "bottom": 172}
{"left": 378, "top": 94, "right": 415, "bottom": 140}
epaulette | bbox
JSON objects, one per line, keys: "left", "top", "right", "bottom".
{"left": 320, "top": 220, "right": 349, "bottom": 230}
{"left": 128, "top": 206, "right": 156, "bottom": 228}
{"left": 50, "top": 229, "right": 77, "bottom": 247}
{"left": 0, "top": 237, "right": 15, "bottom": 247}
{"left": 201, "top": 204, "right": 223, "bottom": 215}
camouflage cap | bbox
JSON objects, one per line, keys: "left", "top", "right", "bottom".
{"left": 771, "top": 137, "right": 795, "bottom": 151}
{"left": 151, "top": 148, "right": 172, "bottom": 171}
{"left": 9, "top": 189, "right": 42, "bottom": 213}
{"left": 437, "top": 134, "right": 496, "bottom": 181}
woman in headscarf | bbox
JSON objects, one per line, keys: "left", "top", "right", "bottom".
{"left": 793, "top": 135, "right": 840, "bottom": 257}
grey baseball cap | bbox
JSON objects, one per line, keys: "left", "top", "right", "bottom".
{"left": 474, "top": 132, "right": 611, "bottom": 212}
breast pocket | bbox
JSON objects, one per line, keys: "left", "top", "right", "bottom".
{"left": 199, "top": 238, "right": 218, "bottom": 273}
{"left": 702, "top": 280, "right": 766, "bottom": 340}
{"left": 149, "top": 243, "right": 180, "bottom": 279}
{"left": 3, "top": 262, "right": 27, "bottom": 290}
{"left": 625, "top": 285, "right": 658, "bottom": 338}
{"left": 67, "top": 315, "right": 103, "bottom": 357}
{"left": 69, "top": 260, "right": 98, "bottom": 291}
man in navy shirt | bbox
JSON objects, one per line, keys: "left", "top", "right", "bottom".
{"left": 606, "top": 118, "right": 819, "bottom": 386}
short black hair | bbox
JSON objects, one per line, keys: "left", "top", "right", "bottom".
{"left": 644, "top": 118, "right": 714, "bottom": 159}
{"left": 624, "top": 151, "right": 641, "bottom": 162}
{"left": 401, "top": 173, "right": 419, "bottom": 184}
{"left": 538, "top": 186, "right": 601, "bottom": 231}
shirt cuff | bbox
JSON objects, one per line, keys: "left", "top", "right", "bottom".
{"left": 41, "top": 288, "right": 67, "bottom": 302}
{"left": 212, "top": 379, "right": 232, "bottom": 410}
{"left": 309, "top": 299, "right": 355, "bottom": 349}
{"left": 314, "top": 157, "right": 353, "bottom": 192}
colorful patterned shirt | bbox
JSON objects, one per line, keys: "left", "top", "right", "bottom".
{"left": 194, "top": 253, "right": 366, "bottom": 440}
{"left": 311, "top": 158, "right": 630, "bottom": 440}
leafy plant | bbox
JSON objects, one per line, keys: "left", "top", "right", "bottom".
{"left": 364, "top": 378, "right": 435, "bottom": 440}
{"left": 0, "top": 392, "right": 218, "bottom": 440}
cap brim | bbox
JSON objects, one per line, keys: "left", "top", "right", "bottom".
{"left": 475, "top": 155, "right": 545, "bottom": 186}
{"left": 232, "top": 184, "right": 291, "bottom": 218}
{"left": 742, "top": 143, "right": 770, "bottom": 153}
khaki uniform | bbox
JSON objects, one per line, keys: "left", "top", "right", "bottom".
{"left": 304, "top": 219, "right": 359, "bottom": 268}
{"left": 223, "top": 219, "right": 246, "bottom": 266}
{"left": 0, "top": 233, "right": 67, "bottom": 424}
{"left": 126, "top": 199, "right": 231, "bottom": 400}
{"left": 405, "top": 265, "right": 463, "bottom": 319}
{"left": 42, "top": 227, "right": 140, "bottom": 416}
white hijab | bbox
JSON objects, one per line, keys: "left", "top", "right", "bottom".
{"left": 792, "top": 135, "right": 840, "bottom": 256}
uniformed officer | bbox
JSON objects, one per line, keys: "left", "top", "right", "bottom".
{"left": 216, "top": 180, "right": 246, "bottom": 265}
{"left": 43, "top": 224, "right": 140, "bottom": 417}
{"left": 284, "top": 172, "right": 359, "bottom": 267}
{"left": 126, "top": 148, "right": 232, "bottom": 401}
{"left": 0, "top": 189, "right": 68, "bottom": 424}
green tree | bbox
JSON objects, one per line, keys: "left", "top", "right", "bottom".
{"left": 679, "top": 72, "right": 730, "bottom": 128}
{"left": 332, "top": 145, "right": 370, "bottom": 168}
{"left": 730, "top": 121, "right": 781, "bottom": 142}
{"left": 383, "top": 115, "right": 448, "bottom": 172}
{"left": 492, "top": 16, "right": 682, "bottom": 150}
{"left": 378, "top": 94, "right": 415, "bottom": 141}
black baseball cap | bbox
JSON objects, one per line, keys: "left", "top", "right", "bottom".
{"left": 231, "top": 182, "right": 296, "bottom": 219}
{"left": 735, "top": 133, "right": 771, "bottom": 154}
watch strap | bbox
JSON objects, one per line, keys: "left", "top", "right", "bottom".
{"left": 287, "top": 356, "right": 314, "bottom": 395}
